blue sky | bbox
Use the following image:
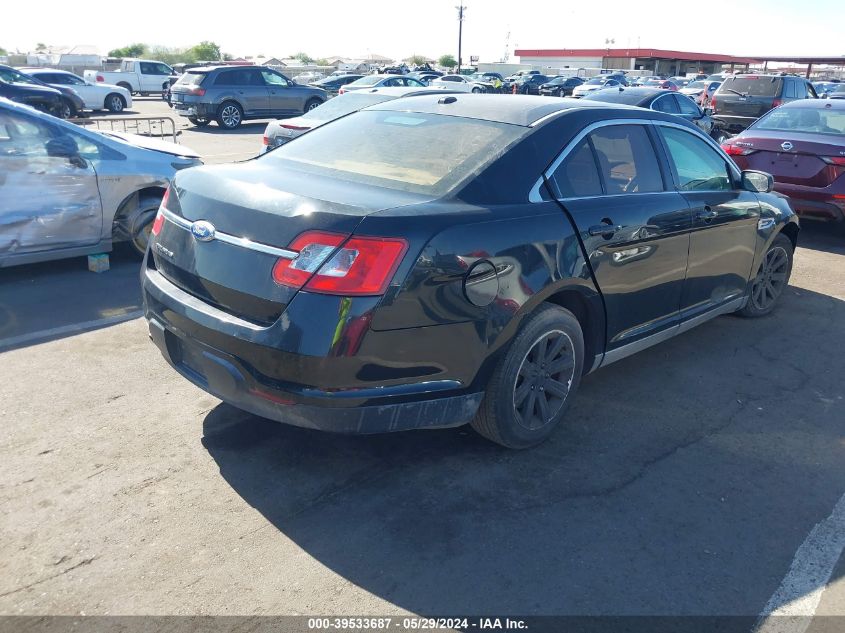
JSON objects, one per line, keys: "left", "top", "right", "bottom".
{"left": 4, "top": 0, "right": 844, "bottom": 61}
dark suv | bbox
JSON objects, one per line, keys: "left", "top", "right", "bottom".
{"left": 711, "top": 74, "right": 817, "bottom": 135}
{"left": 0, "top": 64, "right": 64, "bottom": 117}
{"left": 169, "top": 66, "right": 328, "bottom": 129}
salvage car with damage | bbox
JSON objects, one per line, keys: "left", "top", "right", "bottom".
{"left": 0, "top": 98, "right": 201, "bottom": 266}
{"left": 143, "top": 94, "right": 798, "bottom": 449}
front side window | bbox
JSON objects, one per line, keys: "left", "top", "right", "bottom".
{"left": 261, "top": 70, "right": 287, "bottom": 86}
{"left": 589, "top": 125, "right": 664, "bottom": 194}
{"left": 675, "top": 95, "right": 700, "bottom": 116}
{"left": 659, "top": 126, "right": 732, "bottom": 191}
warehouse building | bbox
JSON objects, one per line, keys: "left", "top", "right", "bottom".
{"left": 514, "top": 48, "right": 757, "bottom": 76}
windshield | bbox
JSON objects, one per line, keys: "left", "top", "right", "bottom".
{"left": 348, "top": 76, "right": 383, "bottom": 87}
{"left": 301, "top": 93, "right": 394, "bottom": 121}
{"left": 261, "top": 110, "right": 525, "bottom": 196}
{"left": 0, "top": 67, "right": 38, "bottom": 85}
{"left": 687, "top": 81, "right": 706, "bottom": 89}
{"left": 720, "top": 76, "right": 782, "bottom": 97}
{"left": 753, "top": 106, "right": 845, "bottom": 136}
{"left": 177, "top": 72, "right": 205, "bottom": 86}
{"left": 835, "top": 85, "right": 845, "bottom": 94}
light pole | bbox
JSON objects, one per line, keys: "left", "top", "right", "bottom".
{"left": 456, "top": 4, "right": 466, "bottom": 73}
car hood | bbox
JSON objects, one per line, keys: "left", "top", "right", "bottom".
{"left": 97, "top": 131, "right": 201, "bottom": 158}
{"left": 10, "top": 82, "right": 61, "bottom": 95}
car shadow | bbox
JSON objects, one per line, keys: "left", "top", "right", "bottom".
{"left": 202, "top": 286, "right": 845, "bottom": 615}
{"left": 797, "top": 220, "right": 845, "bottom": 256}
{"left": 185, "top": 121, "right": 274, "bottom": 135}
{"left": 0, "top": 243, "right": 143, "bottom": 351}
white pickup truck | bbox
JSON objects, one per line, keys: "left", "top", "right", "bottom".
{"left": 84, "top": 59, "right": 177, "bottom": 96}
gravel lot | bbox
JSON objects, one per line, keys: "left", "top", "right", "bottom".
{"left": 1, "top": 98, "right": 844, "bottom": 623}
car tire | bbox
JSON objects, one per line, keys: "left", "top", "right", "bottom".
{"left": 471, "top": 86, "right": 482, "bottom": 94}
{"left": 303, "top": 98, "right": 323, "bottom": 113}
{"left": 59, "top": 98, "right": 76, "bottom": 119}
{"left": 127, "top": 195, "right": 164, "bottom": 257}
{"left": 737, "top": 234, "right": 794, "bottom": 318}
{"left": 471, "top": 304, "right": 584, "bottom": 449}
{"left": 189, "top": 117, "right": 211, "bottom": 127}
{"left": 105, "top": 94, "right": 126, "bottom": 113}
{"left": 217, "top": 101, "right": 243, "bottom": 129}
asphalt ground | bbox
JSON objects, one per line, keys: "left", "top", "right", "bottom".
{"left": 0, "top": 98, "right": 844, "bottom": 628}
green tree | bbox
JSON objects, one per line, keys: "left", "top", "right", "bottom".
{"left": 438, "top": 54, "right": 457, "bottom": 69}
{"left": 294, "top": 52, "right": 314, "bottom": 64}
{"left": 407, "top": 55, "right": 428, "bottom": 66}
{"left": 315, "top": 58, "right": 329, "bottom": 66}
{"left": 188, "top": 41, "right": 222, "bottom": 61}
{"left": 108, "top": 43, "right": 147, "bottom": 58}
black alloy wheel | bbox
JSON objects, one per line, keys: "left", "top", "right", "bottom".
{"left": 739, "top": 234, "right": 793, "bottom": 317}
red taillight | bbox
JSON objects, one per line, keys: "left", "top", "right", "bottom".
{"left": 710, "top": 95, "right": 717, "bottom": 111}
{"left": 722, "top": 143, "right": 756, "bottom": 156}
{"left": 821, "top": 156, "right": 845, "bottom": 166}
{"left": 771, "top": 98, "right": 782, "bottom": 108}
{"left": 186, "top": 86, "right": 206, "bottom": 96}
{"left": 151, "top": 212, "right": 165, "bottom": 236}
{"left": 151, "top": 189, "right": 170, "bottom": 236}
{"left": 280, "top": 124, "right": 309, "bottom": 130}
{"left": 262, "top": 135, "right": 270, "bottom": 146}
{"left": 272, "top": 231, "right": 408, "bottom": 296}
{"left": 338, "top": 87, "right": 345, "bottom": 94}
{"left": 96, "top": 75, "right": 104, "bottom": 82}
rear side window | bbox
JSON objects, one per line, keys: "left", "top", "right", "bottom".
{"left": 659, "top": 127, "right": 732, "bottom": 191}
{"left": 588, "top": 125, "right": 664, "bottom": 194}
{"left": 719, "top": 76, "right": 782, "bottom": 97}
{"left": 676, "top": 95, "right": 700, "bottom": 116}
{"left": 214, "top": 70, "right": 258, "bottom": 86}
{"left": 552, "top": 139, "right": 603, "bottom": 198}
{"left": 652, "top": 94, "right": 679, "bottom": 114}
{"left": 784, "top": 80, "right": 798, "bottom": 99}
{"left": 177, "top": 72, "right": 205, "bottom": 86}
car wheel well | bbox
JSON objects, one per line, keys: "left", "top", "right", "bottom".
{"left": 778, "top": 223, "right": 799, "bottom": 251}
{"left": 544, "top": 290, "right": 598, "bottom": 375}
{"left": 112, "top": 186, "right": 166, "bottom": 242}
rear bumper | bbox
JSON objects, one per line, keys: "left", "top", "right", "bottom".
{"left": 142, "top": 267, "right": 484, "bottom": 434}
{"left": 774, "top": 183, "right": 845, "bottom": 221}
{"left": 172, "top": 100, "right": 216, "bottom": 119}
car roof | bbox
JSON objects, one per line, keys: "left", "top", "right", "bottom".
{"left": 582, "top": 87, "right": 665, "bottom": 104}
{"left": 365, "top": 93, "right": 646, "bottom": 127}
{"left": 347, "top": 86, "right": 459, "bottom": 97}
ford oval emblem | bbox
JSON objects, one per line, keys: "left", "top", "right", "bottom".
{"left": 190, "top": 220, "right": 215, "bottom": 242}
{"left": 781, "top": 141, "right": 793, "bottom": 151}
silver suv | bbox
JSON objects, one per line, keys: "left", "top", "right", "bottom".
{"left": 170, "top": 66, "right": 328, "bottom": 129}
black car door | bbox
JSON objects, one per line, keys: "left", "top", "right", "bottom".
{"left": 548, "top": 123, "right": 693, "bottom": 356}
{"left": 655, "top": 124, "right": 758, "bottom": 319}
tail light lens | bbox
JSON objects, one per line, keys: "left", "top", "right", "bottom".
{"left": 262, "top": 135, "right": 270, "bottom": 146}
{"left": 710, "top": 95, "right": 717, "bottom": 111}
{"left": 186, "top": 86, "right": 206, "bottom": 96}
{"left": 722, "top": 143, "right": 756, "bottom": 156}
{"left": 338, "top": 87, "right": 346, "bottom": 95}
{"left": 272, "top": 231, "right": 408, "bottom": 296}
{"left": 280, "top": 124, "right": 309, "bottom": 130}
{"left": 96, "top": 75, "right": 104, "bottom": 82}
{"left": 151, "top": 188, "right": 170, "bottom": 236}
{"left": 771, "top": 98, "right": 783, "bottom": 108}
{"left": 821, "top": 156, "right": 845, "bottom": 166}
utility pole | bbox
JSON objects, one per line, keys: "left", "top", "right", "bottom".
{"left": 456, "top": 4, "right": 466, "bottom": 72}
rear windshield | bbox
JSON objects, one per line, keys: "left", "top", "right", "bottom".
{"left": 302, "top": 93, "right": 394, "bottom": 121}
{"left": 261, "top": 110, "right": 525, "bottom": 195}
{"left": 348, "top": 76, "right": 383, "bottom": 87}
{"left": 719, "top": 76, "right": 782, "bottom": 97}
{"left": 753, "top": 107, "right": 845, "bottom": 136}
{"left": 176, "top": 72, "right": 205, "bottom": 86}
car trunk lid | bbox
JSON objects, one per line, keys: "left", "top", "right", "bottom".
{"left": 733, "top": 131, "right": 845, "bottom": 186}
{"left": 150, "top": 163, "right": 425, "bottom": 324}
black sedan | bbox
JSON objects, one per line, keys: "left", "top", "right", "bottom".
{"left": 539, "top": 76, "right": 584, "bottom": 97}
{"left": 505, "top": 74, "right": 550, "bottom": 95}
{"left": 309, "top": 74, "right": 363, "bottom": 95}
{"left": 144, "top": 95, "right": 798, "bottom": 449}
{"left": 582, "top": 87, "right": 718, "bottom": 138}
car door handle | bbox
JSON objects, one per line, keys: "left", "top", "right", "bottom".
{"left": 588, "top": 222, "right": 620, "bottom": 237}
{"left": 696, "top": 207, "right": 719, "bottom": 221}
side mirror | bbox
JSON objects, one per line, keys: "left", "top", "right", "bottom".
{"left": 742, "top": 170, "right": 774, "bottom": 193}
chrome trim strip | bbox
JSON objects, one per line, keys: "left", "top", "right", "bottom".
{"left": 160, "top": 207, "right": 298, "bottom": 260}
{"left": 600, "top": 296, "right": 746, "bottom": 368}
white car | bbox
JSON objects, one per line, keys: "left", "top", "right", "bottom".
{"left": 430, "top": 74, "right": 488, "bottom": 93}
{"left": 22, "top": 68, "right": 132, "bottom": 113}
{"left": 571, "top": 77, "right": 621, "bottom": 98}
